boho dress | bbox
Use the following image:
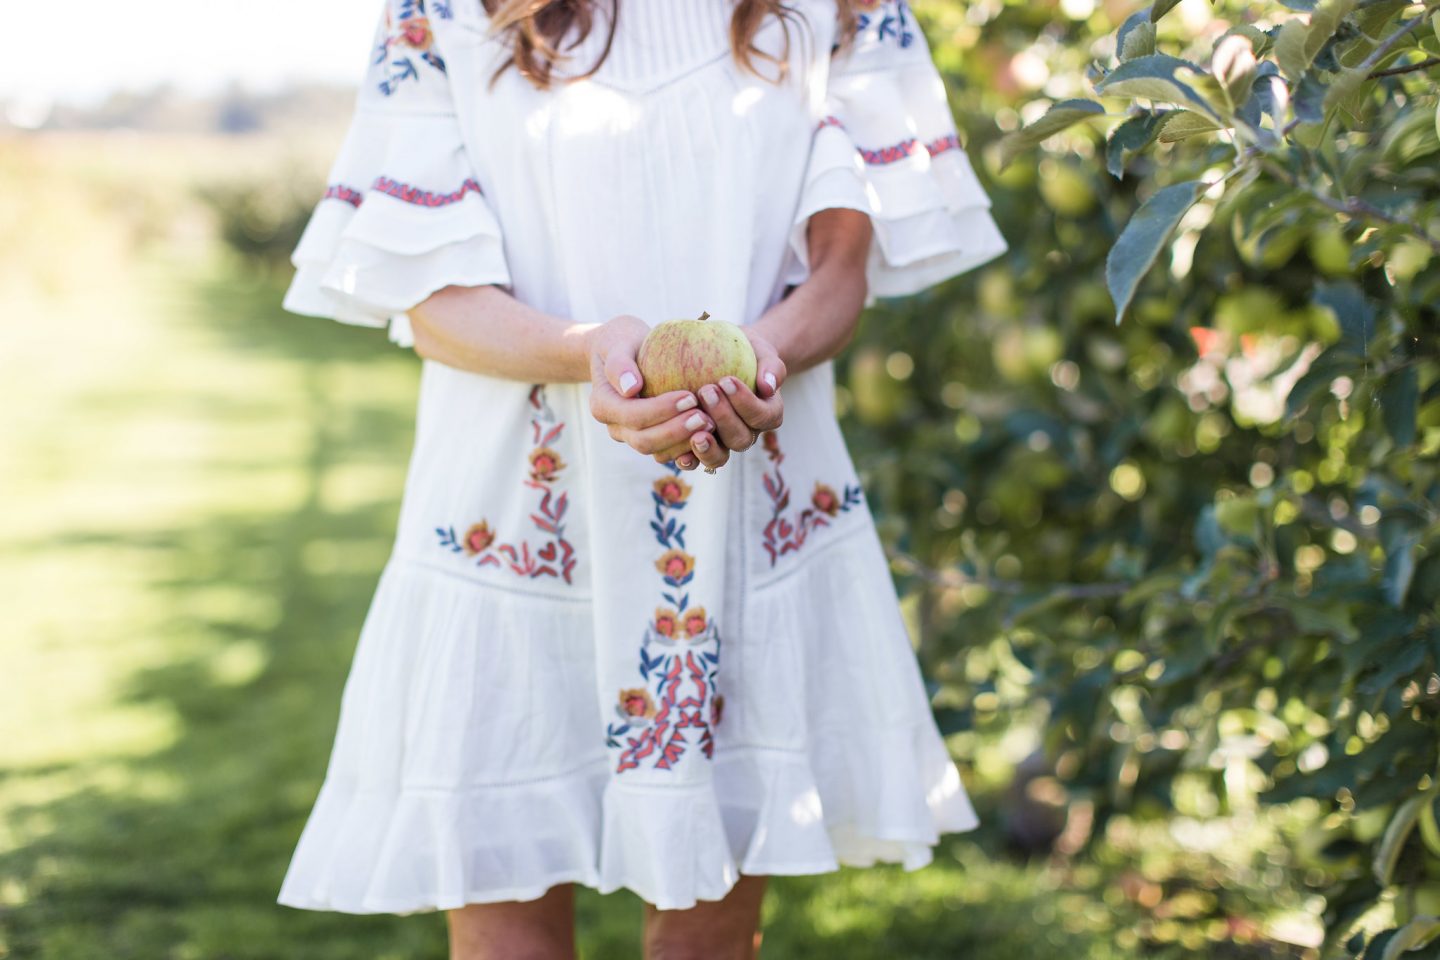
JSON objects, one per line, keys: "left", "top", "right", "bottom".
{"left": 278, "top": 0, "right": 1007, "bottom": 913}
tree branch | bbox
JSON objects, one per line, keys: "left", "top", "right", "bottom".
{"left": 1369, "top": 56, "right": 1440, "bottom": 78}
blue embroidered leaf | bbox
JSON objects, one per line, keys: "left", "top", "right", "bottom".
{"left": 664, "top": 518, "right": 677, "bottom": 536}
{"left": 679, "top": 594, "right": 690, "bottom": 611}
{"left": 650, "top": 520, "right": 665, "bottom": 539}
{"left": 662, "top": 592, "right": 677, "bottom": 607}
{"left": 678, "top": 572, "right": 694, "bottom": 586}
{"left": 675, "top": 530, "right": 686, "bottom": 549}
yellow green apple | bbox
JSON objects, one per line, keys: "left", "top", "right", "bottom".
{"left": 637, "top": 311, "right": 758, "bottom": 398}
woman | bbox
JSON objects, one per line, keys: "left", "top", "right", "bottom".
{"left": 277, "top": 0, "right": 1007, "bottom": 956}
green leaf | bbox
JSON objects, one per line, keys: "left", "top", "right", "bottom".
{"left": 1106, "top": 180, "right": 1206, "bottom": 323}
{"left": 1158, "top": 110, "right": 1225, "bottom": 142}
{"left": 1106, "top": 111, "right": 1164, "bottom": 178}
{"left": 1095, "top": 55, "right": 1222, "bottom": 120}
{"left": 998, "top": 99, "right": 1107, "bottom": 170}
{"left": 1380, "top": 366, "right": 1419, "bottom": 448}
{"left": 1323, "top": 67, "right": 1370, "bottom": 121}
{"left": 1275, "top": 0, "right": 1359, "bottom": 82}
{"left": 1382, "top": 520, "right": 1420, "bottom": 608}
{"left": 1121, "top": 19, "right": 1157, "bottom": 61}
{"left": 1314, "top": 282, "right": 1376, "bottom": 357}
{"left": 1150, "top": 0, "right": 1182, "bottom": 22}
{"left": 1380, "top": 917, "right": 1440, "bottom": 960}
{"left": 1375, "top": 792, "right": 1428, "bottom": 886}
{"left": 1213, "top": 35, "right": 1259, "bottom": 113}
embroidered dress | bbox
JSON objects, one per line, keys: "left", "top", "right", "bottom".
{"left": 278, "top": 0, "right": 1006, "bottom": 914}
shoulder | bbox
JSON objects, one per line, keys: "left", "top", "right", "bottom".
{"left": 359, "top": 0, "right": 471, "bottom": 108}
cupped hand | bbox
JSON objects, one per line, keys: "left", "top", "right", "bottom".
{"left": 586, "top": 314, "right": 714, "bottom": 470}
{"left": 691, "top": 327, "right": 786, "bottom": 462}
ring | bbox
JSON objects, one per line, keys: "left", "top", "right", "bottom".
{"left": 704, "top": 466, "right": 717, "bottom": 475}
{"left": 749, "top": 428, "right": 761, "bottom": 447}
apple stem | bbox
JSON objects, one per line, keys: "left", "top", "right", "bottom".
{"left": 696, "top": 310, "right": 711, "bottom": 322}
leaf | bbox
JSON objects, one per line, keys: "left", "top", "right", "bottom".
{"left": 1293, "top": 70, "right": 1328, "bottom": 123}
{"left": 1380, "top": 917, "right": 1440, "bottom": 960}
{"left": 1150, "top": 0, "right": 1182, "bottom": 22}
{"left": 1096, "top": 55, "right": 1222, "bottom": 120}
{"left": 1158, "top": 110, "right": 1225, "bottom": 142}
{"left": 1118, "top": 11, "right": 1157, "bottom": 61}
{"left": 1322, "top": 67, "right": 1369, "bottom": 121}
{"left": 1106, "top": 180, "right": 1206, "bottom": 323}
{"left": 1380, "top": 366, "right": 1419, "bottom": 448}
{"left": 1106, "top": 111, "right": 1164, "bottom": 178}
{"left": 999, "top": 99, "right": 1106, "bottom": 169}
{"left": 1275, "top": 0, "right": 1358, "bottom": 83}
{"left": 1213, "top": 35, "right": 1259, "bottom": 113}
{"left": 1375, "top": 791, "right": 1428, "bottom": 886}
{"left": 1382, "top": 521, "right": 1420, "bottom": 608}
{"left": 1314, "top": 281, "right": 1376, "bottom": 356}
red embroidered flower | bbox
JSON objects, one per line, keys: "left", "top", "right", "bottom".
{"left": 762, "top": 431, "right": 781, "bottom": 459}
{"left": 711, "top": 693, "right": 725, "bottom": 726}
{"left": 682, "top": 607, "right": 708, "bottom": 638}
{"left": 812, "top": 483, "right": 841, "bottom": 517}
{"left": 398, "top": 16, "right": 433, "bottom": 49}
{"left": 655, "top": 548, "right": 695, "bottom": 581}
{"left": 462, "top": 521, "right": 495, "bottom": 555}
{"left": 653, "top": 476, "right": 692, "bottom": 505}
{"left": 653, "top": 608, "right": 680, "bottom": 638}
{"left": 529, "top": 446, "right": 565, "bottom": 482}
{"left": 618, "top": 687, "right": 656, "bottom": 720}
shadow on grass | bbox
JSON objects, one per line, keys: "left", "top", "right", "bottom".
{"left": 0, "top": 262, "right": 1185, "bottom": 960}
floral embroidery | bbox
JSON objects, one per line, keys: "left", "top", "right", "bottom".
{"left": 320, "top": 176, "right": 482, "bottom": 211}
{"left": 322, "top": 184, "right": 364, "bottom": 208}
{"left": 375, "top": 0, "right": 452, "bottom": 96}
{"left": 607, "top": 464, "right": 721, "bottom": 772}
{"left": 854, "top": 0, "right": 916, "bottom": 48}
{"left": 759, "top": 431, "right": 863, "bottom": 566}
{"left": 373, "top": 176, "right": 482, "bottom": 207}
{"left": 435, "top": 386, "right": 578, "bottom": 584}
{"left": 462, "top": 521, "right": 496, "bottom": 555}
{"left": 815, "top": 116, "right": 965, "bottom": 167}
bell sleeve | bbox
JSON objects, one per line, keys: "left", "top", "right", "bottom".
{"left": 786, "top": 1, "right": 1007, "bottom": 299}
{"left": 282, "top": 0, "right": 510, "bottom": 347}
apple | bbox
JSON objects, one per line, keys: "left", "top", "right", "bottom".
{"left": 636, "top": 311, "right": 758, "bottom": 398}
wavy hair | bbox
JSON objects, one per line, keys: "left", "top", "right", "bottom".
{"left": 480, "top": 0, "right": 856, "bottom": 88}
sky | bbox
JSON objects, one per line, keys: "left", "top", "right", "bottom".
{"left": 3, "top": 0, "right": 380, "bottom": 107}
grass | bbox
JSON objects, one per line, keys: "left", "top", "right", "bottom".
{"left": 0, "top": 132, "right": 1296, "bottom": 959}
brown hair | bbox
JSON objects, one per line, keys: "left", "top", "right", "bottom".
{"left": 480, "top": 0, "right": 857, "bottom": 89}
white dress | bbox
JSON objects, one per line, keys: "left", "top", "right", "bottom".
{"left": 278, "top": 0, "right": 1007, "bottom": 914}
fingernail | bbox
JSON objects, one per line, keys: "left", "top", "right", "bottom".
{"left": 701, "top": 386, "right": 719, "bottom": 405}
{"left": 720, "top": 377, "right": 738, "bottom": 396}
{"left": 685, "top": 413, "right": 705, "bottom": 431}
{"left": 764, "top": 372, "right": 777, "bottom": 391}
{"left": 679, "top": 456, "right": 694, "bottom": 468}
{"left": 695, "top": 436, "right": 710, "bottom": 452}
{"left": 619, "top": 372, "right": 637, "bottom": 394}
{"left": 676, "top": 394, "right": 697, "bottom": 412}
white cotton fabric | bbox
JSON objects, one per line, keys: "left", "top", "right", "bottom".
{"left": 278, "top": 0, "right": 1004, "bottom": 915}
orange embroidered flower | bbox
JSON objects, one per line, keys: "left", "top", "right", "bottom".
{"left": 618, "top": 687, "right": 656, "bottom": 719}
{"left": 682, "top": 607, "right": 708, "bottom": 638}
{"left": 653, "top": 608, "right": 680, "bottom": 637}
{"left": 655, "top": 548, "right": 695, "bottom": 581}
{"left": 529, "top": 446, "right": 565, "bottom": 482}
{"left": 653, "top": 476, "right": 692, "bottom": 505}
{"left": 711, "top": 693, "right": 725, "bottom": 726}
{"left": 398, "top": 16, "right": 432, "bottom": 49}
{"left": 462, "top": 521, "right": 495, "bottom": 555}
{"left": 812, "top": 483, "right": 841, "bottom": 517}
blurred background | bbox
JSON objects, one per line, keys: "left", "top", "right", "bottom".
{"left": 3, "top": 0, "right": 1437, "bottom": 957}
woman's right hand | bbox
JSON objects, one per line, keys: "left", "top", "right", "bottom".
{"left": 586, "top": 315, "right": 719, "bottom": 471}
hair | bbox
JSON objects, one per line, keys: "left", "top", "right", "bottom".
{"left": 480, "top": 0, "right": 857, "bottom": 89}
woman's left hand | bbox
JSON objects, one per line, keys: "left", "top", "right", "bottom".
{"left": 681, "top": 329, "right": 785, "bottom": 470}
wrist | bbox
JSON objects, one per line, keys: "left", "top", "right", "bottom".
{"left": 564, "top": 321, "right": 602, "bottom": 382}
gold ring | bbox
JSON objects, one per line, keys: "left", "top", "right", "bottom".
{"left": 704, "top": 465, "right": 717, "bottom": 475}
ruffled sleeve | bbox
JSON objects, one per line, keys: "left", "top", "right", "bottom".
{"left": 282, "top": 0, "right": 510, "bottom": 347}
{"left": 786, "top": 1, "right": 1007, "bottom": 299}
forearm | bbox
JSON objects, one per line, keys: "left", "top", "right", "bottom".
{"left": 406, "top": 284, "right": 595, "bottom": 383}
{"left": 751, "top": 208, "right": 871, "bottom": 375}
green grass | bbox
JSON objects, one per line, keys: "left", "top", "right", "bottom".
{"left": 0, "top": 135, "right": 1219, "bottom": 960}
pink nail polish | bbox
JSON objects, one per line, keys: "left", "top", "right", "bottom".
{"left": 695, "top": 436, "right": 710, "bottom": 452}
{"left": 676, "top": 394, "right": 697, "bottom": 411}
{"left": 701, "top": 386, "right": 719, "bottom": 405}
{"left": 619, "top": 372, "right": 637, "bottom": 394}
{"left": 764, "top": 372, "right": 777, "bottom": 391}
{"left": 720, "top": 377, "right": 738, "bottom": 396}
{"left": 685, "top": 413, "right": 705, "bottom": 432}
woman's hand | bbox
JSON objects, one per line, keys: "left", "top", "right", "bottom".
{"left": 586, "top": 315, "right": 714, "bottom": 470}
{"left": 689, "top": 328, "right": 786, "bottom": 467}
